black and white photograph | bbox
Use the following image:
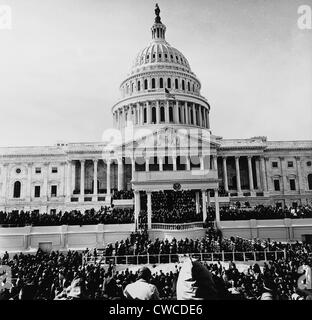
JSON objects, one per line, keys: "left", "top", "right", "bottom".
{"left": 0, "top": 0, "right": 312, "bottom": 310}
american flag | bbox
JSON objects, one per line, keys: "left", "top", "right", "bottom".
{"left": 165, "top": 88, "right": 176, "bottom": 100}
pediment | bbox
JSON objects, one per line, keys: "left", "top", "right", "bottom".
{"left": 105, "top": 126, "right": 219, "bottom": 155}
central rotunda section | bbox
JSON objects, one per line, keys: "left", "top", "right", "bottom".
{"left": 111, "top": 5, "right": 211, "bottom": 133}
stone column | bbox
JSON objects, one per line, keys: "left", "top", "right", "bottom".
{"left": 140, "top": 104, "right": 144, "bottom": 125}
{"left": 195, "top": 191, "right": 200, "bottom": 214}
{"left": 27, "top": 163, "right": 32, "bottom": 201}
{"left": 185, "top": 103, "right": 189, "bottom": 124}
{"left": 66, "top": 160, "right": 72, "bottom": 201}
{"left": 117, "top": 158, "right": 124, "bottom": 191}
{"left": 214, "top": 189, "right": 220, "bottom": 227}
{"left": 93, "top": 159, "right": 98, "bottom": 196}
{"left": 146, "top": 101, "right": 151, "bottom": 124}
{"left": 207, "top": 190, "right": 211, "bottom": 207}
{"left": 72, "top": 161, "right": 76, "bottom": 194}
{"left": 235, "top": 156, "right": 242, "bottom": 193}
{"left": 106, "top": 159, "right": 111, "bottom": 195}
{"left": 186, "top": 156, "right": 191, "bottom": 171}
{"left": 213, "top": 155, "right": 218, "bottom": 171}
{"left": 192, "top": 103, "right": 196, "bottom": 125}
{"left": 280, "top": 157, "right": 288, "bottom": 193}
{"left": 165, "top": 101, "right": 170, "bottom": 123}
{"left": 222, "top": 157, "right": 229, "bottom": 192}
{"left": 156, "top": 100, "right": 160, "bottom": 124}
{"left": 255, "top": 158, "right": 261, "bottom": 190}
{"left": 180, "top": 104, "right": 184, "bottom": 124}
{"left": 80, "top": 160, "right": 85, "bottom": 199}
{"left": 206, "top": 110, "right": 210, "bottom": 129}
{"left": 172, "top": 156, "right": 177, "bottom": 171}
{"left": 260, "top": 156, "right": 267, "bottom": 192}
{"left": 296, "top": 156, "right": 303, "bottom": 193}
{"left": 200, "top": 155, "right": 205, "bottom": 170}
{"left": 147, "top": 191, "right": 152, "bottom": 229}
{"left": 131, "top": 157, "right": 135, "bottom": 181}
{"left": 202, "top": 189, "right": 207, "bottom": 222}
{"left": 134, "top": 190, "right": 140, "bottom": 230}
{"left": 159, "top": 156, "right": 163, "bottom": 171}
{"left": 175, "top": 101, "right": 179, "bottom": 124}
{"left": 145, "top": 157, "right": 150, "bottom": 172}
{"left": 247, "top": 156, "right": 254, "bottom": 192}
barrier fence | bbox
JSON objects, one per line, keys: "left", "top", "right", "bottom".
{"left": 83, "top": 250, "right": 286, "bottom": 266}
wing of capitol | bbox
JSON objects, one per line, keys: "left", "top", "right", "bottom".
{"left": 0, "top": 5, "right": 312, "bottom": 251}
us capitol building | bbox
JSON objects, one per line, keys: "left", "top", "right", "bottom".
{"left": 1, "top": 6, "right": 312, "bottom": 229}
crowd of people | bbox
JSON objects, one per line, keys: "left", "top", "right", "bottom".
{"left": 219, "top": 204, "right": 312, "bottom": 221}
{"left": 1, "top": 203, "right": 312, "bottom": 228}
{"left": 90, "top": 228, "right": 308, "bottom": 258}
{"left": 0, "top": 207, "right": 134, "bottom": 227}
{"left": 112, "top": 190, "right": 134, "bottom": 200}
{"left": 1, "top": 232, "right": 311, "bottom": 300}
{"left": 150, "top": 190, "right": 201, "bottom": 223}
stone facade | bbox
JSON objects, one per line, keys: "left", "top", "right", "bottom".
{"left": 0, "top": 9, "right": 312, "bottom": 219}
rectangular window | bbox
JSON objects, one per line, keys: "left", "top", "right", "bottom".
{"left": 272, "top": 162, "right": 278, "bottom": 168}
{"left": 52, "top": 167, "right": 58, "bottom": 173}
{"left": 51, "top": 185, "right": 57, "bottom": 197}
{"left": 288, "top": 161, "right": 294, "bottom": 168}
{"left": 290, "top": 179, "right": 296, "bottom": 190}
{"left": 35, "top": 167, "right": 41, "bottom": 174}
{"left": 34, "top": 186, "right": 41, "bottom": 198}
{"left": 274, "top": 179, "right": 280, "bottom": 191}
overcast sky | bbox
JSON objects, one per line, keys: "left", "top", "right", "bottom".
{"left": 0, "top": 0, "right": 311, "bottom": 147}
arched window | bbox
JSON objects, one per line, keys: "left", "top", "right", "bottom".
{"left": 167, "top": 78, "right": 171, "bottom": 89}
{"left": 143, "top": 108, "right": 147, "bottom": 123}
{"left": 152, "top": 107, "right": 156, "bottom": 123}
{"left": 175, "top": 79, "right": 179, "bottom": 89}
{"left": 188, "top": 82, "right": 190, "bottom": 91}
{"left": 159, "top": 78, "right": 163, "bottom": 88}
{"left": 308, "top": 174, "right": 312, "bottom": 190}
{"left": 182, "top": 80, "right": 185, "bottom": 91}
{"left": 137, "top": 80, "right": 141, "bottom": 91}
{"left": 193, "top": 83, "right": 195, "bottom": 92}
{"left": 152, "top": 78, "right": 156, "bottom": 89}
{"left": 13, "top": 181, "right": 21, "bottom": 198}
{"left": 131, "top": 83, "right": 134, "bottom": 93}
{"left": 160, "top": 106, "right": 165, "bottom": 122}
{"left": 169, "top": 106, "right": 173, "bottom": 122}
{"left": 144, "top": 79, "right": 148, "bottom": 90}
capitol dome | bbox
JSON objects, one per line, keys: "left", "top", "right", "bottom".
{"left": 112, "top": 4, "right": 210, "bottom": 133}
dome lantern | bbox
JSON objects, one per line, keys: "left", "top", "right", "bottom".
{"left": 151, "top": 4, "right": 166, "bottom": 41}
